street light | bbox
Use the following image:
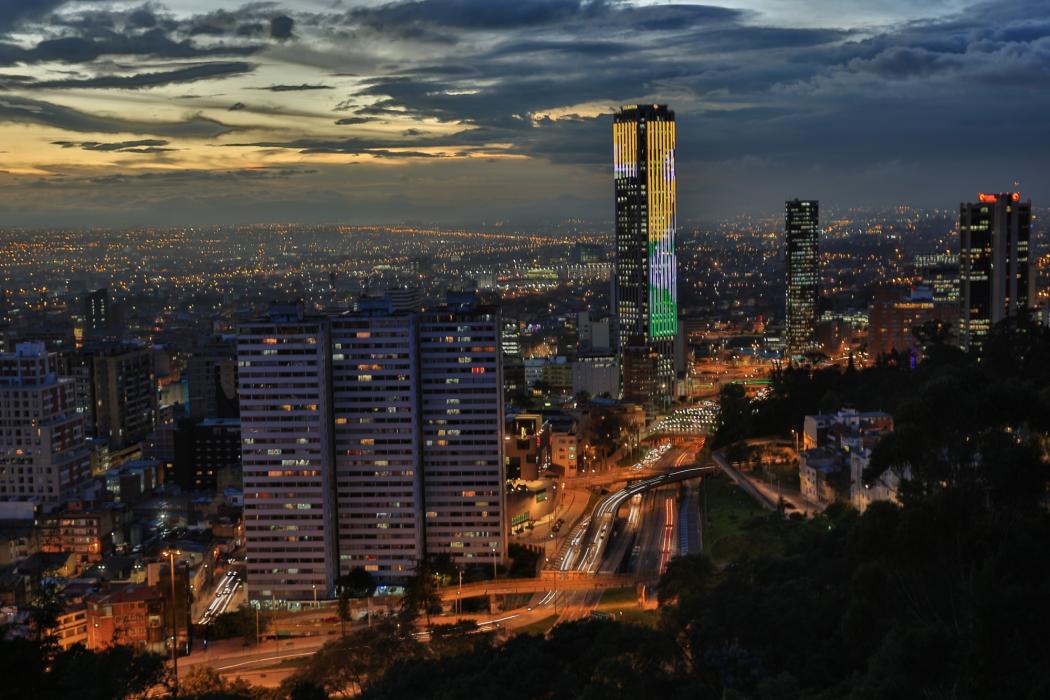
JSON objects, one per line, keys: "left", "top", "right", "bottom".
{"left": 161, "top": 549, "right": 181, "bottom": 697}
{"left": 312, "top": 584, "right": 318, "bottom": 608}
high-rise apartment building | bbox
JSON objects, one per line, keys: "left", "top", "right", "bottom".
{"left": 0, "top": 343, "right": 92, "bottom": 509}
{"left": 959, "top": 192, "right": 1034, "bottom": 352}
{"left": 238, "top": 296, "right": 505, "bottom": 602}
{"left": 613, "top": 104, "right": 678, "bottom": 408}
{"left": 785, "top": 199, "right": 820, "bottom": 355}
{"left": 418, "top": 302, "right": 505, "bottom": 567}
{"left": 93, "top": 345, "right": 158, "bottom": 450}
{"left": 238, "top": 305, "right": 335, "bottom": 601}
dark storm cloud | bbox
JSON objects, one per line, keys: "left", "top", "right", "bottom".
{"left": 349, "top": 0, "right": 595, "bottom": 31}
{"left": 252, "top": 84, "right": 334, "bottom": 91}
{"left": 34, "top": 166, "right": 320, "bottom": 187}
{"left": 52, "top": 138, "right": 175, "bottom": 153}
{"left": 0, "top": 95, "right": 237, "bottom": 138}
{"left": 27, "top": 61, "right": 255, "bottom": 89}
{"left": 0, "top": 0, "right": 68, "bottom": 34}
{"left": 228, "top": 126, "right": 495, "bottom": 158}
{"left": 483, "top": 39, "right": 636, "bottom": 58}
{"left": 350, "top": 0, "right": 740, "bottom": 33}
{"left": 270, "top": 15, "right": 295, "bottom": 40}
{"left": 0, "top": 29, "right": 259, "bottom": 67}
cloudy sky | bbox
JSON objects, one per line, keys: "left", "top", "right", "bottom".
{"left": 0, "top": 0, "right": 1045, "bottom": 227}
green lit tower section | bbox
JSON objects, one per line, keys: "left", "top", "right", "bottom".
{"left": 614, "top": 104, "right": 677, "bottom": 409}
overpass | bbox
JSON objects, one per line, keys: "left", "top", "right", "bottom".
{"left": 437, "top": 573, "right": 636, "bottom": 602}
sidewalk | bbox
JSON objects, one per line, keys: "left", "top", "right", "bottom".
{"left": 712, "top": 449, "right": 822, "bottom": 516}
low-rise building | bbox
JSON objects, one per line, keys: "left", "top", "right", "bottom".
{"left": 799, "top": 408, "right": 895, "bottom": 508}
{"left": 505, "top": 414, "right": 550, "bottom": 482}
{"left": 54, "top": 605, "right": 89, "bottom": 649}
{"left": 85, "top": 584, "right": 166, "bottom": 653}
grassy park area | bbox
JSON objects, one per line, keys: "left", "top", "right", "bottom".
{"left": 703, "top": 473, "right": 787, "bottom": 564}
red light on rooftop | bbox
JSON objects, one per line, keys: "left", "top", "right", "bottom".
{"left": 1012, "top": 192, "right": 1021, "bottom": 202}
{"left": 978, "top": 193, "right": 997, "bottom": 203}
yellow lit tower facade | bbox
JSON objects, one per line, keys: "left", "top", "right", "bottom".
{"left": 613, "top": 105, "right": 677, "bottom": 411}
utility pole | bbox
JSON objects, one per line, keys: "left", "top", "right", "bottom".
{"left": 457, "top": 570, "right": 463, "bottom": 617}
{"left": 255, "top": 606, "right": 260, "bottom": 646}
{"left": 271, "top": 593, "right": 278, "bottom": 652}
{"left": 163, "top": 550, "right": 180, "bottom": 698}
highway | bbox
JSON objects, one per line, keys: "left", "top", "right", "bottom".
{"left": 180, "top": 442, "right": 713, "bottom": 683}
{"left": 539, "top": 447, "right": 713, "bottom": 623}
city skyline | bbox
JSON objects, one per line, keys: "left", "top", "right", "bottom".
{"left": 0, "top": 0, "right": 1045, "bottom": 226}
{"left": 0, "top": 4, "right": 1048, "bottom": 698}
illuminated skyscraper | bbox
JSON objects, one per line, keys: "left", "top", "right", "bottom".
{"left": 959, "top": 192, "right": 1034, "bottom": 352}
{"left": 613, "top": 104, "right": 677, "bottom": 408}
{"left": 785, "top": 199, "right": 820, "bottom": 355}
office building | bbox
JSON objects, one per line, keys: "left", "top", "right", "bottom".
{"left": 959, "top": 192, "right": 1034, "bottom": 352}
{"left": 172, "top": 417, "right": 241, "bottom": 492}
{"left": 613, "top": 104, "right": 678, "bottom": 408}
{"left": 915, "top": 253, "right": 960, "bottom": 304}
{"left": 186, "top": 335, "right": 239, "bottom": 420}
{"left": 577, "top": 311, "right": 611, "bottom": 353}
{"left": 868, "top": 286, "right": 958, "bottom": 361}
{"left": 572, "top": 354, "right": 619, "bottom": 399}
{"left": 500, "top": 319, "right": 521, "bottom": 359}
{"left": 0, "top": 343, "right": 92, "bottom": 509}
{"left": 84, "top": 288, "right": 109, "bottom": 338}
{"left": 785, "top": 199, "right": 820, "bottom": 355}
{"left": 81, "top": 288, "right": 123, "bottom": 343}
{"left": 238, "top": 297, "right": 505, "bottom": 602}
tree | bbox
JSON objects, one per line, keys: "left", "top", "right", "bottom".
{"left": 49, "top": 644, "right": 167, "bottom": 700}
{"left": 285, "top": 624, "right": 422, "bottom": 697}
{"left": 400, "top": 560, "right": 443, "bottom": 627}
{"left": 177, "top": 666, "right": 258, "bottom": 699}
{"left": 209, "top": 606, "right": 267, "bottom": 646}
{"left": 337, "top": 567, "right": 377, "bottom": 599}
{"left": 427, "top": 621, "right": 492, "bottom": 658}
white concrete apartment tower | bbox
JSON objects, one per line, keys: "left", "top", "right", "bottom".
{"left": 238, "top": 304, "right": 337, "bottom": 602}
{"left": 330, "top": 308, "right": 424, "bottom": 580}
{"left": 238, "top": 295, "right": 506, "bottom": 603}
{"left": 419, "top": 297, "right": 506, "bottom": 571}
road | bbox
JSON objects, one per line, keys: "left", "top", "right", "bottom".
{"left": 198, "top": 570, "right": 244, "bottom": 625}
{"left": 181, "top": 441, "right": 712, "bottom": 682}
{"left": 542, "top": 444, "right": 714, "bottom": 624}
